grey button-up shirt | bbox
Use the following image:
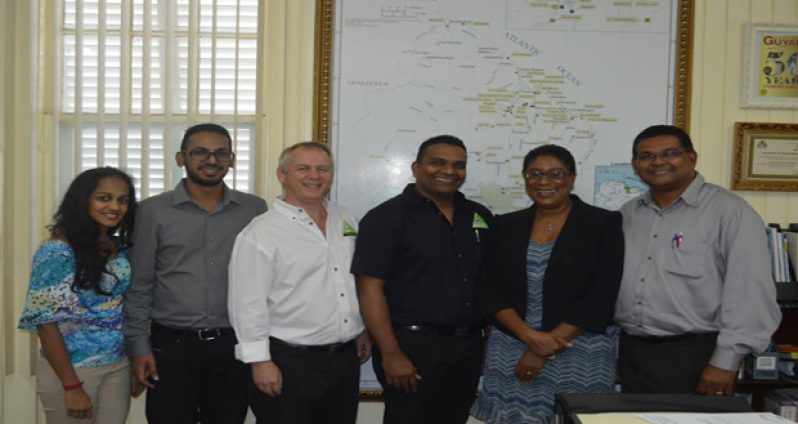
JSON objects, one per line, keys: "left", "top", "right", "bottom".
{"left": 615, "top": 173, "right": 781, "bottom": 371}
{"left": 124, "top": 180, "right": 267, "bottom": 357}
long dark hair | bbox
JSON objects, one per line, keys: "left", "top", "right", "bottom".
{"left": 49, "top": 167, "right": 137, "bottom": 294}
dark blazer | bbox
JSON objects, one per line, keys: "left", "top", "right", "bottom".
{"left": 480, "top": 195, "right": 623, "bottom": 335}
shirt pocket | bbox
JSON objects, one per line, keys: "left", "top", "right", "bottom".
{"left": 662, "top": 241, "right": 710, "bottom": 279}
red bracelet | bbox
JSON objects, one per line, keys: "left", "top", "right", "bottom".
{"left": 62, "top": 381, "right": 83, "bottom": 391}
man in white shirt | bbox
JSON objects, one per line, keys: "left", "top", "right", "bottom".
{"left": 228, "top": 142, "right": 370, "bottom": 424}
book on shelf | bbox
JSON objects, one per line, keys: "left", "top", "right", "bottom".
{"left": 767, "top": 227, "right": 797, "bottom": 283}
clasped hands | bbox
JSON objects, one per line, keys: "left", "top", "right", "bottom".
{"left": 514, "top": 329, "right": 571, "bottom": 383}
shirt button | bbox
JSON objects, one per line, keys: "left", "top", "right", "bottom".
{"left": 334, "top": 267, "right": 339, "bottom": 271}
{"left": 209, "top": 236, "right": 214, "bottom": 241}
{"left": 640, "top": 278, "right": 645, "bottom": 282}
{"left": 653, "top": 234, "right": 658, "bottom": 238}
{"left": 457, "top": 253, "right": 463, "bottom": 259}
{"left": 209, "top": 261, "right": 215, "bottom": 266}
{"left": 647, "top": 256, "right": 652, "bottom": 260}
{"left": 344, "top": 319, "right": 349, "bottom": 323}
{"left": 463, "top": 277, "right": 468, "bottom": 282}
{"left": 309, "top": 222, "right": 314, "bottom": 226}
{"left": 340, "top": 293, "right": 345, "bottom": 297}
{"left": 466, "top": 302, "right": 472, "bottom": 307}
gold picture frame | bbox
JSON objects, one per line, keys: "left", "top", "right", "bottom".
{"left": 732, "top": 122, "right": 798, "bottom": 192}
{"left": 313, "top": 0, "right": 695, "bottom": 399}
{"left": 312, "top": 0, "right": 695, "bottom": 142}
{"left": 742, "top": 23, "right": 798, "bottom": 109}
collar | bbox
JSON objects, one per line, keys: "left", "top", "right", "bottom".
{"left": 172, "top": 179, "right": 237, "bottom": 207}
{"left": 400, "top": 183, "right": 466, "bottom": 207}
{"left": 638, "top": 172, "right": 704, "bottom": 210}
{"left": 272, "top": 196, "right": 327, "bottom": 223}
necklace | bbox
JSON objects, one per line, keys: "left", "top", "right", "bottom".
{"left": 538, "top": 201, "right": 573, "bottom": 234}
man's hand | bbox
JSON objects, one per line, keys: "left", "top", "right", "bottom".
{"left": 132, "top": 355, "right": 159, "bottom": 389}
{"left": 65, "top": 388, "right": 93, "bottom": 420}
{"left": 356, "top": 332, "right": 373, "bottom": 364}
{"left": 382, "top": 350, "right": 422, "bottom": 393}
{"left": 697, "top": 364, "right": 737, "bottom": 396}
{"left": 514, "top": 350, "right": 546, "bottom": 383}
{"left": 252, "top": 361, "right": 283, "bottom": 397}
{"left": 522, "top": 329, "right": 571, "bottom": 358}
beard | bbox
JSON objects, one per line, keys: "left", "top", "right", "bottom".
{"left": 185, "top": 164, "right": 228, "bottom": 187}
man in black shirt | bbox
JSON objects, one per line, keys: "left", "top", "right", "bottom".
{"left": 352, "top": 135, "right": 492, "bottom": 424}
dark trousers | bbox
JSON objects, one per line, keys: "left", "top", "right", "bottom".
{"left": 145, "top": 324, "right": 249, "bottom": 424}
{"left": 248, "top": 338, "right": 361, "bottom": 424}
{"left": 373, "top": 329, "right": 483, "bottom": 424}
{"left": 618, "top": 331, "right": 719, "bottom": 394}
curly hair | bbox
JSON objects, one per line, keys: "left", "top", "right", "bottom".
{"left": 49, "top": 167, "right": 137, "bottom": 295}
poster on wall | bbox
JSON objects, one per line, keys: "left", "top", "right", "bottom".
{"left": 315, "top": 0, "right": 693, "bottom": 219}
{"left": 743, "top": 23, "right": 798, "bottom": 109}
{"left": 314, "top": 0, "right": 694, "bottom": 397}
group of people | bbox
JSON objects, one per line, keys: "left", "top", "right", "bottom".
{"left": 18, "top": 123, "right": 781, "bottom": 424}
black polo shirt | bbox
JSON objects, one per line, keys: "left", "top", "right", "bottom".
{"left": 351, "top": 184, "right": 492, "bottom": 326}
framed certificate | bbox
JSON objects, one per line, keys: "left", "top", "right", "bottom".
{"left": 732, "top": 122, "right": 798, "bottom": 192}
{"left": 742, "top": 23, "right": 798, "bottom": 109}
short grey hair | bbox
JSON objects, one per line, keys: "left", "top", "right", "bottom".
{"left": 277, "top": 141, "right": 334, "bottom": 173}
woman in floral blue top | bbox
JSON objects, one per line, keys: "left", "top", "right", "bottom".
{"left": 19, "top": 167, "right": 137, "bottom": 423}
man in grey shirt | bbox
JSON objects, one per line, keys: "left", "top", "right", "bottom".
{"left": 615, "top": 125, "right": 781, "bottom": 396}
{"left": 124, "top": 123, "right": 267, "bottom": 423}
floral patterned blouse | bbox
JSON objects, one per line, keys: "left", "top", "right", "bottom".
{"left": 18, "top": 240, "right": 131, "bottom": 368}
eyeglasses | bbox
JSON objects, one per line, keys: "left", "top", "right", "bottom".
{"left": 634, "top": 148, "right": 688, "bottom": 163}
{"left": 182, "top": 149, "right": 235, "bottom": 162}
{"left": 523, "top": 169, "right": 571, "bottom": 181}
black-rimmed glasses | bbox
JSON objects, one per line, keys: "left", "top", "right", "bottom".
{"left": 182, "top": 149, "right": 235, "bottom": 162}
{"left": 523, "top": 169, "right": 571, "bottom": 181}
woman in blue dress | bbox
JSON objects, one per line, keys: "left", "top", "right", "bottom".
{"left": 18, "top": 167, "right": 137, "bottom": 423}
{"left": 472, "top": 145, "right": 624, "bottom": 423}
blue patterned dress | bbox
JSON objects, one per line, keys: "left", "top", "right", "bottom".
{"left": 18, "top": 240, "right": 132, "bottom": 368}
{"left": 471, "top": 240, "right": 618, "bottom": 424}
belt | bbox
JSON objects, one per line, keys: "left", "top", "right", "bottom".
{"left": 621, "top": 331, "right": 718, "bottom": 344}
{"left": 395, "top": 324, "right": 482, "bottom": 336}
{"left": 269, "top": 337, "right": 356, "bottom": 354}
{"left": 151, "top": 321, "right": 236, "bottom": 342}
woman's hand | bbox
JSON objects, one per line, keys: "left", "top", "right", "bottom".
{"left": 514, "top": 350, "right": 546, "bottom": 382}
{"left": 522, "top": 328, "right": 571, "bottom": 358}
{"left": 65, "top": 387, "right": 93, "bottom": 419}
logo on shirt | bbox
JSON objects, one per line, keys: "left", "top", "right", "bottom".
{"left": 472, "top": 213, "right": 489, "bottom": 229}
{"left": 343, "top": 220, "right": 357, "bottom": 237}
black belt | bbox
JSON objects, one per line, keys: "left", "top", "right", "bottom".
{"left": 395, "top": 324, "right": 482, "bottom": 336}
{"left": 621, "top": 331, "right": 718, "bottom": 344}
{"left": 151, "top": 321, "right": 236, "bottom": 342}
{"left": 269, "top": 337, "right": 356, "bottom": 354}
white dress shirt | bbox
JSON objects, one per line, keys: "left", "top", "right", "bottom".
{"left": 228, "top": 197, "right": 365, "bottom": 363}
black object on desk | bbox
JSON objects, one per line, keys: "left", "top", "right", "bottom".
{"left": 553, "top": 393, "right": 752, "bottom": 424}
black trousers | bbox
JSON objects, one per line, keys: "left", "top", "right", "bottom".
{"left": 373, "top": 329, "right": 483, "bottom": 424}
{"left": 248, "top": 338, "right": 361, "bottom": 424}
{"left": 145, "top": 324, "right": 249, "bottom": 424}
{"left": 618, "top": 331, "right": 719, "bottom": 394}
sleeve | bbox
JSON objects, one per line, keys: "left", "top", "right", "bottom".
{"left": 350, "top": 208, "right": 399, "bottom": 280}
{"left": 123, "top": 203, "right": 158, "bottom": 357}
{"left": 478, "top": 214, "right": 515, "bottom": 319}
{"left": 563, "top": 210, "right": 625, "bottom": 333}
{"left": 228, "top": 227, "right": 276, "bottom": 363}
{"left": 710, "top": 205, "right": 781, "bottom": 371}
{"left": 18, "top": 244, "right": 78, "bottom": 332}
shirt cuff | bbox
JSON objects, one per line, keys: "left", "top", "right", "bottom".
{"left": 125, "top": 336, "right": 153, "bottom": 357}
{"left": 235, "top": 339, "right": 271, "bottom": 363}
{"left": 708, "top": 348, "right": 746, "bottom": 372}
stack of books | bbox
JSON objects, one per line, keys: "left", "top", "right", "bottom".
{"left": 767, "top": 225, "right": 797, "bottom": 283}
{"left": 764, "top": 388, "right": 798, "bottom": 422}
